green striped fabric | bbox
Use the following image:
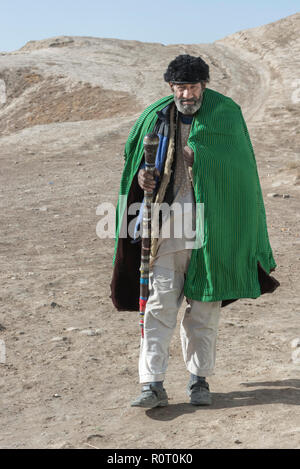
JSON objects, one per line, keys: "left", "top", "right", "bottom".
{"left": 114, "top": 89, "right": 276, "bottom": 302}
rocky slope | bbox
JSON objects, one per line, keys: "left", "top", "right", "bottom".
{"left": 0, "top": 13, "right": 299, "bottom": 449}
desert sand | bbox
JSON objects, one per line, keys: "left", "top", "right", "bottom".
{"left": 0, "top": 13, "right": 299, "bottom": 449}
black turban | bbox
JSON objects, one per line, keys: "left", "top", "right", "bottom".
{"left": 164, "top": 54, "right": 210, "bottom": 84}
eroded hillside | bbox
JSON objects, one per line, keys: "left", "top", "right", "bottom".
{"left": 0, "top": 14, "right": 299, "bottom": 449}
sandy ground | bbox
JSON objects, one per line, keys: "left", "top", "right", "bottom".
{"left": 0, "top": 14, "right": 299, "bottom": 449}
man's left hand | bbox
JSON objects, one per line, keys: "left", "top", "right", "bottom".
{"left": 183, "top": 146, "right": 194, "bottom": 167}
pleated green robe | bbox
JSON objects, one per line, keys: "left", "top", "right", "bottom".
{"left": 112, "top": 88, "right": 278, "bottom": 306}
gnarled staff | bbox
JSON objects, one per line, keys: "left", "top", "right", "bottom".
{"left": 139, "top": 132, "right": 159, "bottom": 338}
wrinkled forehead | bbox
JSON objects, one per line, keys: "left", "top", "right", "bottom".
{"left": 171, "top": 82, "right": 203, "bottom": 89}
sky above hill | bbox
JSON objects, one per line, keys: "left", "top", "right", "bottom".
{"left": 0, "top": 0, "right": 299, "bottom": 52}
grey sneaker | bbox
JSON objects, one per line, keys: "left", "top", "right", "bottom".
{"left": 187, "top": 378, "right": 212, "bottom": 406}
{"left": 131, "top": 384, "right": 168, "bottom": 408}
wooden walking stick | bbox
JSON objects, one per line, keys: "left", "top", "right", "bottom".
{"left": 139, "top": 132, "right": 159, "bottom": 338}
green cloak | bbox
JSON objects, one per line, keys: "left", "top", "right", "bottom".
{"left": 112, "top": 88, "right": 278, "bottom": 304}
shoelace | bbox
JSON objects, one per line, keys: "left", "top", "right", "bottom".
{"left": 190, "top": 380, "right": 209, "bottom": 391}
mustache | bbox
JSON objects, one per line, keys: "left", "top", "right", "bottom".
{"left": 180, "top": 99, "right": 197, "bottom": 104}
{"left": 179, "top": 96, "right": 204, "bottom": 106}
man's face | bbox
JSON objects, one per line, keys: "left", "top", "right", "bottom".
{"left": 170, "top": 82, "right": 206, "bottom": 115}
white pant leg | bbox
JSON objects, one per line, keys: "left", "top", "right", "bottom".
{"left": 180, "top": 300, "right": 221, "bottom": 377}
{"left": 139, "top": 264, "right": 185, "bottom": 383}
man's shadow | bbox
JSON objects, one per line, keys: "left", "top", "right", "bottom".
{"left": 145, "top": 379, "right": 300, "bottom": 421}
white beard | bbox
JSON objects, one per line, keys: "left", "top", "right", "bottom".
{"left": 174, "top": 92, "right": 204, "bottom": 115}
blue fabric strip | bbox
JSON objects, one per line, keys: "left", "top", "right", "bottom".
{"left": 140, "top": 278, "right": 149, "bottom": 285}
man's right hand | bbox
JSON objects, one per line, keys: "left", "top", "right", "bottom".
{"left": 138, "top": 168, "right": 160, "bottom": 192}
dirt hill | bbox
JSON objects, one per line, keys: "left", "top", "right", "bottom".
{"left": 0, "top": 13, "right": 299, "bottom": 449}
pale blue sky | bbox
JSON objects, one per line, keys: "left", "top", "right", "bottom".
{"left": 0, "top": 0, "right": 299, "bottom": 52}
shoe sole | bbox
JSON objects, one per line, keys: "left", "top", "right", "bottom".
{"left": 187, "top": 389, "right": 212, "bottom": 406}
{"left": 190, "top": 398, "right": 212, "bottom": 406}
{"left": 131, "top": 399, "right": 168, "bottom": 408}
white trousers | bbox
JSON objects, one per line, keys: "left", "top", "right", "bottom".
{"left": 139, "top": 258, "right": 221, "bottom": 383}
